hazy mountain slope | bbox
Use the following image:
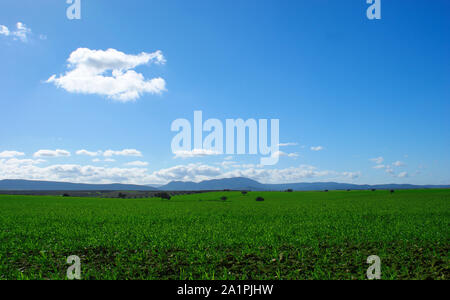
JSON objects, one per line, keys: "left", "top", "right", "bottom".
{"left": 0, "top": 179, "right": 157, "bottom": 191}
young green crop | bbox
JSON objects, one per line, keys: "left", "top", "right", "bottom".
{"left": 0, "top": 190, "right": 448, "bottom": 280}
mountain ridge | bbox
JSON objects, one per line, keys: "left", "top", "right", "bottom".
{"left": 0, "top": 179, "right": 157, "bottom": 191}
{"left": 0, "top": 178, "right": 449, "bottom": 191}
{"left": 158, "top": 177, "right": 450, "bottom": 191}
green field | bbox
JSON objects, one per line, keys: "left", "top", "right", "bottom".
{"left": 0, "top": 190, "right": 448, "bottom": 280}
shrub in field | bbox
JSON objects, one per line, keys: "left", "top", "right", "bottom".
{"left": 390, "top": 189, "right": 395, "bottom": 194}
{"left": 256, "top": 197, "right": 265, "bottom": 202}
{"left": 286, "top": 189, "right": 294, "bottom": 193}
{"left": 221, "top": 196, "right": 228, "bottom": 201}
{"left": 241, "top": 191, "right": 248, "bottom": 195}
{"left": 371, "top": 189, "right": 377, "bottom": 192}
{"left": 324, "top": 190, "right": 329, "bottom": 192}
{"left": 62, "top": 193, "right": 70, "bottom": 197}
{"left": 155, "top": 192, "right": 171, "bottom": 200}
{"left": 118, "top": 192, "right": 127, "bottom": 199}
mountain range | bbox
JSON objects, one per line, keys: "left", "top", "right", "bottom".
{"left": 157, "top": 177, "right": 450, "bottom": 191}
{"left": 0, "top": 178, "right": 449, "bottom": 191}
{"left": 0, "top": 179, "right": 157, "bottom": 191}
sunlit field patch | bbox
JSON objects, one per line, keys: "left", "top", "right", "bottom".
{"left": 0, "top": 190, "right": 448, "bottom": 280}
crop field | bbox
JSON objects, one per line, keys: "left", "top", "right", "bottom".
{"left": 0, "top": 190, "right": 448, "bottom": 280}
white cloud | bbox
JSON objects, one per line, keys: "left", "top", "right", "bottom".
{"left": 278, "top": 142, "right": 298, "bottom": 147}
{"left": 373, "top": 164, "right": 385, "bottom": 169}
{"left": 0, "top": 22, "right": 32, "bottom": 42}
{"left": 174, "top": 149, "right": 221, "bottom": 159}
{"left": 273, "top": 151, "right": 299, "bottom": 158}
{"left": 310, "top": 146, "right": 324, "bottom": 151}
{"left": 33, "top": 149, "right": 71, "bottom": 158}
{"left": 370, "top": 157, "right": 384, "bottom": 164}
{"left": 219, "top": 165, "right": 358, "bottom": 184}
{"left": 220, "top": 161, "right": 238, "bottom": 169}
{"left": 398, "top": 172, "right": 408, "bottom": 178}
{"left": 103, "top": 149, "right": 142, "bottom": 157}
{"left": 125, "top": 161, "right": 149, "bottom": 167}
{"left": 0, "top": 151, "right": 25, "bottom": 158}
{"left": 393, "top": 161, "right": 405, "bottom": 167}
{"left": 341, "top": 172, "right": 362, "bottom": 180}
{"left": 0, "top": 156, "right": 362, "bottom": 186}
{"left": 385, "top": 166, "right": 394, "bottom": 175}
{"left": 148, "top": 163, "right": 223, "bottom": 184}
{"left": 0, "top": 162, "right": 150, "bottom": 184}
{"left": 0, "top": 25, "right": 10, "bottom": 36}
{"left": 76, "top": 150, "right": 101, "bottom": 157}
{"left": 1, "top": 158, "right": 45, "bottom": 166}
{"left": 13, "top": 22, "right": 31, "bottom": 42}
{"left": 104, "top": 158, "right": 116, "bottom": 162}
{"left": 47, "top": 48, "right": 166, "bottom": 101}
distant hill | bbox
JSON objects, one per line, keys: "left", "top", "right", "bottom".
{"left": 159, "top": 177, "right": 450, "bottom": 191}
{"left": 0, "top": 179, "right": 157, "bottom": 191}
{"left": 1, "top": 178, "right": 449, "bottom": 192}
{"left": 160, "top": 177, "right": 266, "bottom": 191}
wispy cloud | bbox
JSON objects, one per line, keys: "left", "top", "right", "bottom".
{"left": 398, "top": 172, "right": 409, "bottom": 178}
{"left": 76, "top": 150, "right": 101, "bottom": 157}
{"left": 125, "top": 161, "right": 149, "bottom": 167}
{"left": 370, "top": 157, "right": 384, "bottom": 164}
{"left": 33, "top": 149, "right": 71, "bottom": 158}
{"left": 103, "top": 149, "right": 143, "bottom": 157}
{"left": 310, "top": 146, "right": 324, "bottom": 151}
{"left": 174, "top": 149, "right": 221, "bottom": 159}
{"left": 0, "top": 22, "right": 32, "bottom": 42}
{"left": 278, "top": 142, "right": 298, "bottom": 147}
{"left": 273, "top": 151, "right": 299, "bottom": 158}
{"left": 0, "top": 151, "right": 25, "bottom": 158}
{"left": 392, "top": 161, "right": 405, "bottom": 167}
{"left": 373, "top": 164, "right": 385, "bottom": 169}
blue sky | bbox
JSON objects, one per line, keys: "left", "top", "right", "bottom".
{"left": 0, "top": 0, "right": 449, "bottom": 185}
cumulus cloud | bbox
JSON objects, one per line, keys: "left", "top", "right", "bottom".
{"left": 310, "top": 146, "right": 324, "bottom": 151}
{"left": 219, "top": 164, "right": 357, "bottom": 184}
{"left": 370, "top": 157, "right": 384, "bottom": 164}
{"left": 33, "top": 149, "right": 71, "bottom": 158}
{"left": 219, "top": 160, "right": 238, "bottom": 169}
{"left": 0, "top": 25, "right": 10, "bottom": 36}
{"left": 174, "top": 149, "right": 221, "bottom": 159}
{"left": 0, "top": 151, "right": 25, "bottom": 158}
{"left": 0, "top": 156, "right": 362, "bottom": 185}
{"left": 46, "top": 48, "right": 167, "bottom": 101}
{"left": 14, "top": 22, "right": 31, "bottom": 42}
{"left": 125, "top": 161, "right": 149, "bottom": 167}
{"left": 1, "top": 158, "right": 45, "bottom": 166}
{"left": 103, "top": 149, "right": 142, "bottom": 157}
{"left": 148, "top": 163, "right": 223, "bottom": 183}
{"left": 0, "top": 22, "right": 32, "bottom": 42}
{"left": 76, "top": 150, "right": 101, "bottom": 157}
